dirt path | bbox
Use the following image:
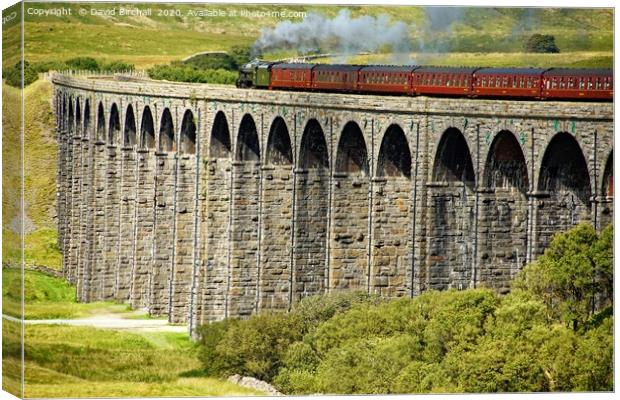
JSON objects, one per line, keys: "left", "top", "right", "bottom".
{"left": 2, "top": 312, "right": 188, "bottom": 333}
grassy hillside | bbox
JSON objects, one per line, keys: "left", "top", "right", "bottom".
{"left": 1, "top": 4, "right": 611, "bottom": 69}
{"left": 3, "top": 80, "right": 61, "bottom": 269}
{"left": 1, "top": 269, "right": 264, "bottom": 397}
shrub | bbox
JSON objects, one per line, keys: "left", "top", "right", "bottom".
{"left": 524, "top": 33, "right": 560, "bottom": 53}
{"left": 513, "top": 223, "right": 612, "bottom": 330}
{"left": 65, "top": 57, "right": 99, "bottom": 71}
{"left": 4, "top": 61, "right": 38, "bottom": 87}
{"left": 101, "top": 60, "right": 135, "bottom": 72}
{"left": 147, "top": 64, "right": 237, "bottom": 84}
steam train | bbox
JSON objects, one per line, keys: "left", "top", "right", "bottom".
{"left": 236, "top": 60, "right": 613, "bottom": 101}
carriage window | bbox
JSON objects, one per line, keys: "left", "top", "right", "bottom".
{"left": 482, "top": 78, "right": 486, "bottom": 87}
{"left": 579, "top": 79, "right": 585, "bottom": 89}
{"left": 588, "top": 79, "right": 593, "bottom": 89}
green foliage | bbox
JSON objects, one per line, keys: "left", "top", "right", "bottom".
{"left": 229, "top": 45, "right": 254, "bottom": 68}
{"left": 184, "top": 53, "right": 236, "bottom": 71}
{"left": 100, "top": 60, "right": 135, "bottom": 72}
{"left": 147, "top": 64, "right": 237, "bottom": 84}
{"left": 513, "top": 223, "right": 612, "bottom": 330}
{"left": 4, "top": 60, "right": 38, "bottom": 87}
{"left": 65, "top": 56, "right": 99, "bottom": 71}
{"left": 524, "top": 34, "right": 560, "bottom": 53}
{"left": 196, "top": 224, "right": 613, "bottom": 394}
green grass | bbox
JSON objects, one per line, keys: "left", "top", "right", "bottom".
{"left": 3, "top": 79, "right": 62, "bottom": 270}
{"left": 2, "top": 268, "right": 127, "bottom": 319}
{"left": 344, "top": 51, "right": 612, "bottom": 68}
{"left": 2, "top": 321, "right": 263, "bottom": 398}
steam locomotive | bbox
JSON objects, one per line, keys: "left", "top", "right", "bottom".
{"left": 236, "top": 60, "right": 613, "bottom": 101}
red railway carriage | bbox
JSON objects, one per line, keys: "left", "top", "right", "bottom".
{"left": 473, "top": 68, "right": 546, "bottom": 98}
{"left": 311, "top": 64, "right": 363, "bottom": 92}
{"left": 542, "top": 69, "right": 613, "bottom": 101}
{"left": 413, "top": 66, "right": 478, "bottom": 96}
{"left": 358, "top": 65, "right": 418, "bottom": 95}
{"left": 270, "top": 63, "right": 315, "bottom": 90}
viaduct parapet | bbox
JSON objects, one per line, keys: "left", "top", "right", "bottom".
{"left": 52, "top": 73, "right": 614, "bottom": 333}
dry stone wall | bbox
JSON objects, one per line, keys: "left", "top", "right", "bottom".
{"left": 52, "top": 74, "right": 613, "bottom": 334}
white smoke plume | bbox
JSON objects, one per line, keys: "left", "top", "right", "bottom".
{"left": 253, "top": 9, "right": 412, "bottom": 59}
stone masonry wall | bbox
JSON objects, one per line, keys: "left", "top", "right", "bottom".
{"left": 52, "top": 75, "right": 613, "bottom": 334}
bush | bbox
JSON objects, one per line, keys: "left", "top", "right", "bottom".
{"left": 524, "top": 34, "right": 560, "bottom": 53}
{"left": 513, "top": 223, "right": 612, "bottom": 330}
{"left": 197, "top": 224, "right": 613, "bottom": 394}
{"left": 4, "top": 60, "right": 38, "bottom": 87}
{"left": 147, "top": 64, "right": 237, "bottom": 84}
{"left": 101, "top": 60, "right": 135, "bottom": 72}
{"left": 65, "top": 57, "right": 99, "bottom": 71}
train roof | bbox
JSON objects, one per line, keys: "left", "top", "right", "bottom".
{"left": 313, "top": 64, "right": 364, "bottom": 72}
{"left": 414, "top": 66, "right": 479, "bottom": 74}
{"left": 272, "top": 63, "right": 316, "bottom": 70}
{"left": 360, "top": 65, "right": 419, "bottom": 73}
{"left": 475, "top": 67, "right": 548, "bottom": 76}
{"left": 544, "top": 68, "right": 613, "bottom": 77}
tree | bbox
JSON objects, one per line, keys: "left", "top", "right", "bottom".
{"left": 229, "top": 45, "right": 254, "bottom": 68}
{"left": 513, "top": 223, "right": 612, "bottom": 330}
{"left": 524, "top": 34, "right": 560, "bottom": 53}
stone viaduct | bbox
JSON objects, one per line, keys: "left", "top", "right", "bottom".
{"left": 51, "top": 73, "right": 614, "bottom": 334}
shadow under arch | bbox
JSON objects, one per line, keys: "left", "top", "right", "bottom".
{"left": 538, "top": 131, "right": 591, "bottom": 206}
{"left": 432, "top": 127, "right": 474, "bottom": 187}
{"left": 96, "top": 102, "right": 105, "bottom": 141}
{"left": 484, "top": 130, "right": 528, "bottom": 193}
{"left": 180, "top": 110, "right": 196, "bottom": 155}
{"left": 159, "top": 108, "right": 175, "bottom": 152}
{"left": 124, "top": 104, "right": 137, "bottom": 147}
{"left": 209, "top": 111, "right": 231, "bottom": 158}
{"left": 299, "top": 118, "right": 328, "bottom": 169}
{"left": 83, "top": 99, "right": 90, "bottom": 138}
{"left": 336, "top": 121, "right": 368, "bottom": 175}
{"left": 376, "top": 124, "right": 411, "bottom": 178}
{"left": 236, "top": 114, "right": 260, "bottom": 161}
{"left": 266, "top": 117, "right": 292, "bottom": 165}
{"left": 140, "top": 106, "right": 155, "bottom": 149}
{"left": 108, "top": 103, "right": 121, "bottom": 145}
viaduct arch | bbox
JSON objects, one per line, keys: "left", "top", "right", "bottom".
{"left": 52, "top": 73, "right": 613, "bottom": 334}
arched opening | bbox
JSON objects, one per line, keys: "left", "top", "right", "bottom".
{"left": 236, "top": 114, "right": 260, "bottom": 161}
{"left": 123, "top": 104, "right": 137, "bottom": 147}
{"left": 293, "top": 119, "right": 330, "bottom": 300}
{"left": 159, "top": 108, "right": 175, "bottom": 152}
{"left": 180, "top": 110, "right": 196, "bottom": 155}
{"left": 432, "top": 128, "right": 474, "bottom": 186}
{"left": 60, "top": 95, "right": 66, "bottom": 129}
{"left": 335, "top": 121, "right": 368, "bottom": 175}
{"left": 140, "top": 106, "right": 155, "bottom": 149}
{"left": 485, "top": 131, "right": 528, "bottom": 192}
{"left": 480, "top": 131, "right": 529, "bottom": 290}
{"left": 426, "top": 128, "right": 475, "bottom": 291}
{"left": 83, "top": 100, "right": 90, "bottom": 138}
{"left": 602, "top": 151, "right": 613, "bottom": 197}
{"left": 377, "top": 124, "right": 411, "bottom": 178}
{"left": 299, "top": 119, "right": 328, "bottom": 169}
{"left": 331, "top": 121, "right": 370, "bottom": 292}
{"left": 96, "top": 102, "right": 105, "bottom": 141}
{"left": 209, "top": 111, "right": 231, "bottom": 158}
{"left": 75, "top": 99, "right": 82, "bottom": 136}
{"left": 68, "top": 97, "right": 74, "bottom": 133}
{"left": 266, "top": 117, "right": 292, "bottom": 165}
{"left": 538, "top": 132, "right": 591, "bottom": 205}
{"left": 108, "top": 103, "right": 121, "bottom": 145}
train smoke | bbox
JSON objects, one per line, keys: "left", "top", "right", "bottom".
{"left": 253, "top": 10, "right": 412, "bottom": 59}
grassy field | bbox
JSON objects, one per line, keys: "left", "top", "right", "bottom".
{"left": 3, "top": 80, "right": 62, "bottom": 270}
{"left": 1, "top": 269, "right": 263, "bottom": 397}
{"left": 2, "top": 268, "right": 129, "bottom": 319}
{"left": 1, "top": 5, "right": 612, "bottom": 69}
